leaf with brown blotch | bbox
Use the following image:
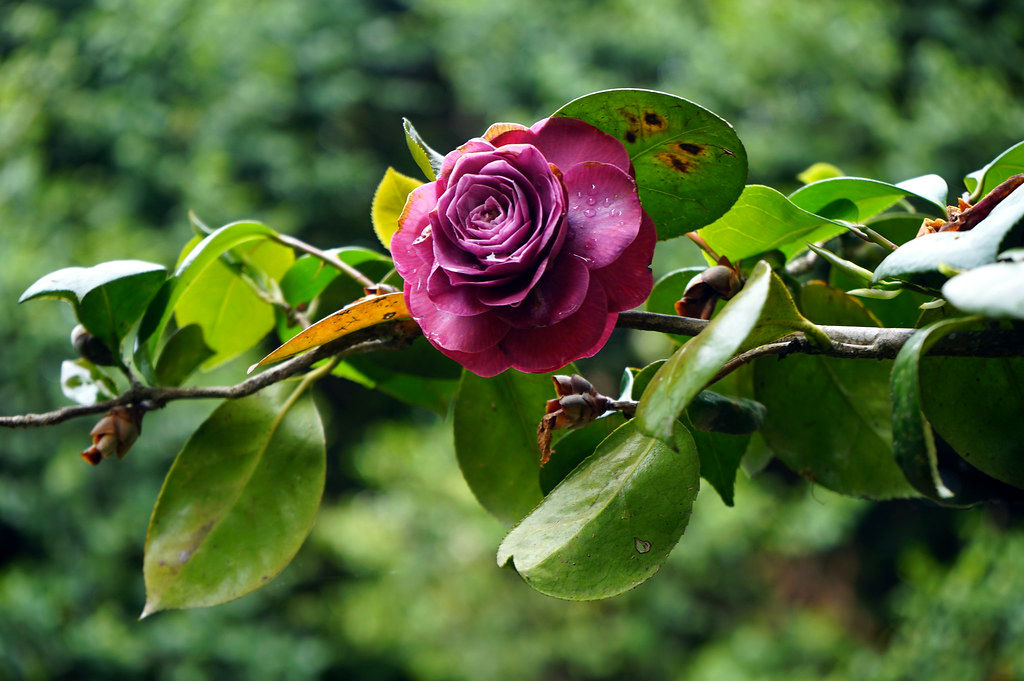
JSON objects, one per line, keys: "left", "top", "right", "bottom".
{"left": 248, "top": 292, "right": 412, "bottom": 373}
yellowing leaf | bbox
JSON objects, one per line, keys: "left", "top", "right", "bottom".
{"left": 372, "top": 168, "right": 423, "bottom": 249}
{"left": 249, "top": 292, "right": 411, "bottom": 372}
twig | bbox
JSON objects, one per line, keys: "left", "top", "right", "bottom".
{"left": 0, "top": 323, "right": 420, "bottom": 429}
{"left": 271, "top": 232, "right": 377, "bottom": 290}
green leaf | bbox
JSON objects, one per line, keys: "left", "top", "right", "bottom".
{"left": 174, "top": 238, "right": 294, "bottom": 369}
{"left": 280, "top": 248, "right": 391, "bottom": 308}
{"left": 20, "top": 260, "right": 166, "bottom": 353}
{"left": 539, "top": 413, "right": 627, "bottom": 495}
{"left": 454, "top": 369, "right": 573, "bottom": 522}
{"left": 942, "top": 262, "right": 1024, "bottom": 320}
{"left": 60, "top": 359, "right": 117, "bottom": 405}
{"left": 789, "top": 175, "right": 947, "bottom": 223}
{"left": 920, "top": 355, "right": 1024, "bottom": 490}
{"left": 687, "top": 390, "right": 765, "bottom": 434}
{"left": 137, "top": 221, "right": 280, "bottom": 360}
{"left": 690, "top": 428, "right": 748, "bottom": 507}
{"left": 554, "top": 88, "right": 747, "bottom": 240}
{"left": 890, "top": 317, "right": 980, "bottom": 500}
{"left": 636, "top": 261, "right": 820, "bottom": 442}
{"left": 754, "top": 283, "right": 916, "bottom": 498}
{"left": 153, "top": 324, "right": 215, "bottom": 387}
{"left": 142, "top": 381, "right": 325, "bottom": 615}
{"left": 645, "top": 266, "right": 705, "bottom": 343}
{"left": 372, "top": 168, "right": 424, "bottom": 249}
{"left": 497, "top": 420, "right": 699, "bottom": 600}
{"left": 873, "top": 184, "right": 1024, "bottom": 288}
{"left": 403, "top": 117, "right": 445, "bottom": 181}
{"left": 797, "top": 162, "right": 844, "bottom": 185}
{"left": 333, "top": 336, "right": 462, "bottom": 415}
{"left": 965, "top": 140, "right": 1024, "bottom": 199}
{"left": 806, "top": 243, "right": 874, "bottom": 288}
{"left": 697, "top": 185, "right": 845, "bottom": 262}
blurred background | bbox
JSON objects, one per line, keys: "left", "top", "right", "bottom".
{"left": 3, "top": 0, "right": 1024, "bottom": 678}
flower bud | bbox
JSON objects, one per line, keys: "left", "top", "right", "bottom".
{"left": 81, "top": 406, "right": 142, "bottom": 465}
{"left": 675, "top": 263, "right": 742, "bottom": 320}
{"left": 537, "top": 374, "right": 612, "bottom": 465}
{"left": 71, "top": 324, "right": 118, "bottom": 367}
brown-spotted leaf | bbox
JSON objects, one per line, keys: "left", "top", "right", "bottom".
{"left": 249, "top": 292, "right": 411, "bottom": 372}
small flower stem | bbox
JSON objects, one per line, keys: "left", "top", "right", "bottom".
{"left": 685, "top": 231, "right": 722, "bottom": 263}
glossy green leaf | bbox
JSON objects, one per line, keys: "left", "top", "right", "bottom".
{"left": 137, "top": 221, "right": 279, "bottom": 360}
{"left": 690, "top": 428, "right": 748, "bottom": 507}
{"left": 873, "top": 184, "right": 1024, "bottom": 288}
{"left": 920, "top": 355, "right": 1024, "bottom": 490}
{"left": 645, "top": 266, "right": 705, "bottom": 343}
{"left": 280, "top": 248, "right": 392, "bottom": 308}
{"left": 153, "top": 324, "right": 215, "bottom": 387}
{"left": 754, "top": 283, "right": 916, "bottom": 498}
{"left": 890, "top": 317, "right": 980, "bottom": 500}
{"left": 60, "top": 359, "right": 117, "bottom": 405}
{"left": 697, "top": 185, "right": 845, "bottom": 262}
{"left": 687, "top": 390, "right": 765, "bottom": 434}
{"left": 143, "top": 381, "right": 325, "bottom": 615}
{"left": 20, "top": 259, "right": 166, "bottom": 353}
{"left": 497, "top": 420, "right": 699, "bottom": 600}
{"left": 403, "top": 117, "right": 444, "bottom": 181}
{"left": 965, "top": 140, "right": 1024, "bottom": 199}
{"left": 554, "top": 88, "right": 747, "bottom": 240}
{"left": 454, "top": 368, "right": 574, "bottom": 522}
{"left": 372, "top": 168, "right": 423, "bottom": 249}
{"left": 942, "top": 262, "right": 1024, "bottom": 320}
{"left": 637, "top": 261, "right": 821, "bottom": 442}
{"left": 175, "top": 238, "right": 294, "bottom": 369}
{"left": 789, "top": 175, "right": 946, "bottom": 223}
{"left": 539, "top": 413, "right": 627, "bottom": 495}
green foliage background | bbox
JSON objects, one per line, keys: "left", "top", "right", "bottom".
{"left": 2, "top": 0, "right": 1024, "bottom": 678}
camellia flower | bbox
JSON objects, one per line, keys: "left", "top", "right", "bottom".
{"left": 391, "top": 117, "right": 656, "bottom": 377}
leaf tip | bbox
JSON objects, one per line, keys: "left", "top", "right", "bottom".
{"left": 139, "top": 600, "right": 160, "bottom": 619}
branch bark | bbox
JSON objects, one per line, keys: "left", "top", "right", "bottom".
{"left": 2, "top": 310, "right": 1022, "bottom": 430}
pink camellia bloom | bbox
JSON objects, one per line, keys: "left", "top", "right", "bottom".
{"left": 390, "top": 116, "right": 656, "bottom": 377}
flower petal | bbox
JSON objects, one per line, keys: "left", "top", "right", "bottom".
{"left": 426, "top": 266, "right": 490, "bottom": 315}
{"left": 391, "top": 182, "right": 438, "bottom": 279}
{"left": 494, "top": 252, "right": 590, "bottom": 327}
{"left": 493, "top": 117, "right": 632, "bottom": 176}
{"left": 593, "top": 209, "right": 656, "bottom": 311}
{"left": 408, "top": 283, "right": 509, "bottom": 353}
{"left": 434, "top": 344, "right": 513, "bottom": 378}
{"left": 563, "top": 162, "right": 643, "bottom": 269}
{"left": 500, "top": 283, "right": 615, "bottom": 373}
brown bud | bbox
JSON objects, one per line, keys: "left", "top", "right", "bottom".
{"left": 537, "top": 374, "right": 611, "bottom": 465}
{"left": 675, "top": 262, "right": 742, "bottom": 320}
{"left": 81, "top": 406, "right": 142, "bottom": 465}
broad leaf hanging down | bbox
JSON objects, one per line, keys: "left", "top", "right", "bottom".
{"left": 497, "top": 420, "right": 699, "bottom": 600}
{"left": 697, "top": 185, "right": 845, "bottom": 261}
{"left": 555, "top": 88, "right": 747, "bottom": 240}
{"left": 636, "top": 260, "right": 824, "bottom": 442}
{"left": 454, "top": 369, "right": 574, "bottom": 523}
{"left": 890, "top": 317, "right": 980, "bottom": 501}
{"left": 143, "top": 381, "right": 325, "bottom": 615}
{"left": 20, "top": 259, "right": 167, "bottom": 355}
{"left": 755, "top": 283, "right": 916, "bottom": 499}
{"left": 873, "top": 183, "right": 1024, "bottom": 288}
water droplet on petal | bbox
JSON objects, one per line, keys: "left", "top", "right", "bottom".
{"left": 588, "top": 184, "right": 597, "bottom": 195}
{"left": 586, "top": 197, "right": 596, "bottom": 206}
{"left": 583, "top": 208, "right": 596, "bottom": 218}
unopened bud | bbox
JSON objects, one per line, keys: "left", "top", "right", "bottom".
{"left": 81, "top": 406, "right": 142, "bottom": 465}
{"left": 675, "top": 263, "right": 742, "bottom": 320}
{"left": 537, "top": 374, "right": 611, "bottom": 465}
{"left": 71, "top": 324, "right": 118, "bottom": 366}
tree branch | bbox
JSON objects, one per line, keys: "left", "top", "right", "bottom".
{"left": 616, "top": 310, "right": 1024, "bottom": 359}
{"left": 0, "top": 322, "right": 420, "bottom": 429}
